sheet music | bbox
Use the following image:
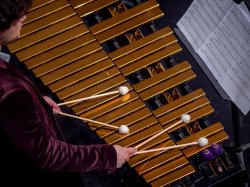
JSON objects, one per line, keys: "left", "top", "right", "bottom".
{"left": 198, "top": 3, "right": 250, "bottom": 115}
{"left": 177, "top": 0, "right": 233, "bottom": 52}
{"left": 177, "top": 1, "right": 250, "bottom": 115}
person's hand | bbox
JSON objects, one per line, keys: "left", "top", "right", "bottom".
{"left": 113, "top": 145, "right": 137, "bottom": 168}
{"left": 43, "top": 96, "right": 61, "bottom": 114}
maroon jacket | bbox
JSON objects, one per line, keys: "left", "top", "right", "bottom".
{"left": 0, "top": 59, "right": 116, "bottom": 173}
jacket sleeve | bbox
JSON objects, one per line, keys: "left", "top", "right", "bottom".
{"left": 0, "top": 88, "right": 117, "bottom": 173}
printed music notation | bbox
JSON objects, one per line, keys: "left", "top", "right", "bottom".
{"left": 177, "top": 0, "right": 250, "bottom": 115}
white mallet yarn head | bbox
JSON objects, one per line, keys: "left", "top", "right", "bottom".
{"left": 198, "top": 137, "right": 209, "bottom": 147}
{"left": 181, "top": 114, "right": 191, "bottom": 123}
{"left": 119, "top": 86, "right": 129, "bottom": 95}
{"left": 119, "top": 125, "right": 130, "bottom": 134}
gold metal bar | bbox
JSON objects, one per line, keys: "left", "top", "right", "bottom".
{"left": 139, "top": 69, "right": 196, "bottom": 101}
{"left": 164, "top": 104, "right": 214, "bottom": 133}
{"left": 9, "top": 15, "right": 82, "bottom": 53}
{"left": 72, "top": 83, "right": 132, "bottom": 115}
{"left": 133, "top": 61, "right": 191, "bottom": 92}
{"left": 177, "top": 122, "right": 224, "bottom": 145}
{"left": 104, "top": 113, "right": 155, "bottom": 143}
{"left": 41, "top": 50, "right": 108, "bottom": 85}
{"left": 131, "top": 140, "right": 181, "bottom": 169}
{"left": 24, "top": 33, "right": 95, "bottom": 69}
{"left": 17, "top": 24, "right": 89, "bottom": 62}
{"left": 115, "top": 36, "right": 178, "bottom": 69}
{"left": 68, "top": 74, "right": 126, "bottom": 107}
{"left": 143, "top": 156, "right": 189, "bottom": 182}
{"left": 25, "top": 0, "right": 69, "bottom": 24}
{"left": 95, "top": 7, "right": 164, "bottom": 43}
{"left": 150, "top": 164, "right": 195, "bottom": 186}
{"left": 28, "top": 0, "right": 56, "bottom": 12}
{"left": 90, "top": 0, "right": 159, "bottom": 35}
{"left": 70, "top": 75, "right": 127, "bottom": 108}
{"left": 135, "top": 149, "right": 182, "bottom": 175}
{"left": 33, "top": 42, "right": 102, "bottom": 77}
{"left": 82, "top": 91, "right": 139, "bottom": 119}
{"left": 109, "top": 26, "right": 173, "bottom": 60}
{"left": 98, "top": 108, "right": 154, "bottom": 139}
{"left": 76, "top": 0, "right": 119, "bottom": 18}
{"left": 121, "top": 40, "right": 181, "bottom": 76}
{"left": 183, "top": 131, "right": 229, "bottom": 157}
{"left": 153, "top": 88, "right": 205, "bottom": 117}
{"left": 115, "top": 124, "right": 165, "bottom": 147}
{"left": 54, "top": 60, "right": 115, "bottom": 97}
{"left": 89, "top": 99, "right": 145, "bottom": 129}
{"left": 69, "top": 0, "right": 95, "bottom": 9}
{"left": 21, "top": 7, "right": 76, "bottom": 38}
{"left": 158, "top": 97, "right": 210, "bottom": 125}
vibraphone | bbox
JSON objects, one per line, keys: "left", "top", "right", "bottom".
{"left": 7, "top": 0, "right": 240, "bottom": 186}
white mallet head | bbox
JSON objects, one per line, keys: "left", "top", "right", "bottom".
{"left": 181, "top": 114, "right": 191, "bottom": 123}
{"left": 119, "top": 86, "right": 129, "bottom": 95}
{"left": 118, "top": 125, "right": 130, "bottom": 134}
{"left": 198, "top": 137, "right": 209, "bottom": 147}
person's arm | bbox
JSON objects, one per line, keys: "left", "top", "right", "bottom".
{"left": 113, "top": 145, "right": 137, "bottom": 168}
{"left": 0, "top": 88, "right": 120, "bottom": 173}
{"left": 42, "top": 96, "right": 61, "bottom": 114}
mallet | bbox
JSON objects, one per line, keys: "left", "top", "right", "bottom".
{"left": 59, "top": 112, "right": 130, "bottom": 134}
{"left": 135, "top": 114, "right": 191, "bottom": 149}
{"left": 58, "top": 86, "right": 129, "bottom": 106}
{"left": 133, "top": 137, "right": 209, "bottom": 155}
